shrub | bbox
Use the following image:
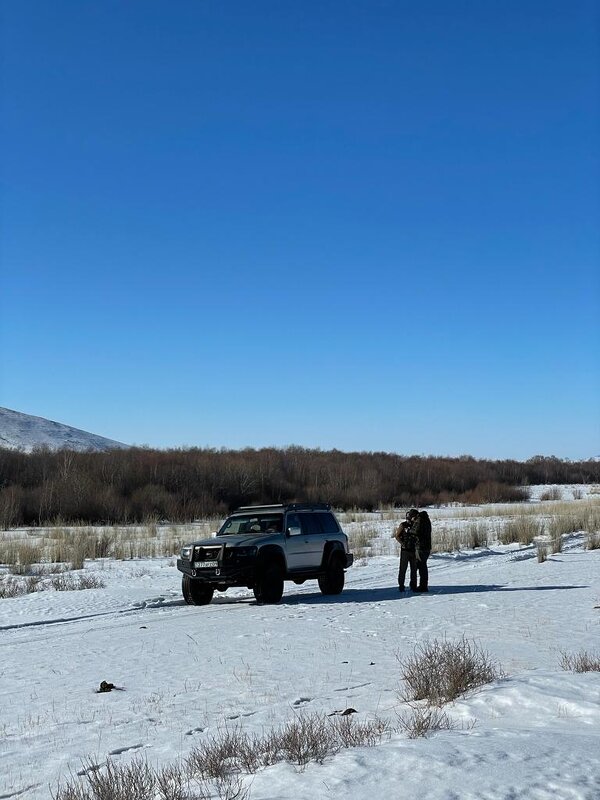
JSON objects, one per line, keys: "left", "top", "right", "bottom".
{"left": 50, "top": 573, "right": 105, "bottom": 591}
{"left": 549, "top": 530, "right": 563, "bottom": 554}
{"left": 540, "top": 486, "right": 562, "bottom": 501}
{"left": 583, "top": 505, "right": 600, "bottom": 536}
{"left": 53, "top": 758, "right": 249, "bottom": 800}
{"left": 330, "top": 714, "right": 389, "bottom": 748}
{"left": 537, "top": 542, "right": 548, "bottom": 563}
{"left": 398, "top": 637, "right": 502, "bottom": 705}
{"left": 397, "top": 703, "right": 455, "bottom": 738}
{"left": 0, "top": 576, "right": 28, "bottom": 599}
{"left": 272, "top": 714, "right": 333, "bottom": 766}
{"left": 548, "top": 515, "right": 581, "bottom": 538}
{"left": 460, "top": 482, "right": 529, "bottom": 505}
{"left": 53, "top": 758, "right": 155, "bottom": 800}
{"left": 10, "top": 542, "right": 43, "bottom": 575}
{"left": 499, "top": 517, "right": 544, "bottom": 546}
{"left": 348, "top": 524, "right": 379, "bottom": 559}
{"left": 185, "top": 713, "right": 389, "bottom": 778}
{"left": 466, "top": 522, "right": 489, "bottom": 549}
{"left": 560, "top": 650, "right": 600, "bottom": 673}
{"left": 587, "top": 532, "right": 600, "bottom": 550}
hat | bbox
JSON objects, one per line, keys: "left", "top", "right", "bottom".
{"left": 406, "top": 508, "right": 419, "bottom": 521}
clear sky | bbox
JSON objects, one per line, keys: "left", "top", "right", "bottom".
{"left": 1, "top": 0, "right": 599, "bottom": 460}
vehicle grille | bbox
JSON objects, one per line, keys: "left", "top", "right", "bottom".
{"left": 193, "top": 546, "right": 221, "bottom": 561}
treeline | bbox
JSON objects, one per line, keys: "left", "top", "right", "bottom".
{"left": 0, "top": 446, "right": 598, "bottom": 528}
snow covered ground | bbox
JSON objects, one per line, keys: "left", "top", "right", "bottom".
{"left": 1, "top": 501, "right": 599, "bottom": 799}
{"left": 0, "top": 407, "right": 128, "bottom": 452}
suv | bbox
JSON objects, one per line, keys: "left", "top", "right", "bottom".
{"left": 177, "top": 503, "right": 353, "bottom": 605}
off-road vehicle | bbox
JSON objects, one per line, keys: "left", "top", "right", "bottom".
{"left": 177, "top": 503, "right": 353, "bottom": 605}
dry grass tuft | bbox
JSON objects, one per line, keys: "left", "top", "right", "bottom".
{"left": 499, "top": 517, "right": 544, "bottom": 546}
{"left": 399, "top": 637, "right": 503, "bottom": 705}
{"left": 540, "top": 486, "right": 562, "bottom": 501}
{"left": 54, "top": 713, "right": 390, "bottom": 800}
{"left": 560, "top": 650, "right": 600, "bottom": 673}
{"left": 586, "top": 531, "right": 600, "bottom": 550}
{"left": 397, "top": 703, "right": 456, "bottom": 738}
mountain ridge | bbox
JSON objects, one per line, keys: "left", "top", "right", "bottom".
{"left": 0, "top": 407, "right": 129, "bottom": 453}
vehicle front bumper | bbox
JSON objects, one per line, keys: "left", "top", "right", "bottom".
{"left": 176, "top": 558, "right": 255, "bottom": 585}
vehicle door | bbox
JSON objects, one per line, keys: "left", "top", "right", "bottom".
{"left": 296, "top": 512, "right": 326, "bottom": 569}
{"left": 284, "top": 512, "right": 311, "bottom": 571}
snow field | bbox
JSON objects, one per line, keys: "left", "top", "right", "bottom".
{"left": 0, "top": 492, "right": 599, "bottom": 799}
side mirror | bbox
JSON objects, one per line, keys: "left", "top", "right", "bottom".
{"left": 287, "top": 526, "right": 301, "bottom": 537}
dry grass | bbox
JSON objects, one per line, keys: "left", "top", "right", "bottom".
{"left": 347, "top": 523, "right": 381, "bottom": 559}
{"left": 54, "top": 713, "right": 391, "bottom": 800}
{"left": 537, "top": 541, "right": 548, "bottom": 563}
{"left": 0, "top": 570, "right": 105, "bottom": 598}
{"left": 396, "top": 703, "right": 456, "bottom": 738}
{"left": 560, "top": 650, "right": 600, "bottom": 673}
{"left": 398, "top": 637, "right": 503, "bottom": 705}
{"left": 539, "top": 486, "right": 562, "bottom": 501}
{"left": 587, "top": 531, "right": 600, "bottom": 550}
{"left": 186, "top": 713, "right": 390, "bottom": 776}
{"left": 499, "top": 516, "right": 544, "bottom": 546}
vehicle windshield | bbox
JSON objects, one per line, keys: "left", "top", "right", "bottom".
{"left": 217, "top": 513, "right": 284, "bottom": 536}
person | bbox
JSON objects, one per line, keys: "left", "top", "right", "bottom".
{"left": 406, "top": 508, "right": 432, "bottom": 592}
{"left": 393, "top": 520, "right": 417, "bottom": 592}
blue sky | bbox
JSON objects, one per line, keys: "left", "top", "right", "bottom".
{"left": 1, "top": 0, "right": 599, "bottom": 459}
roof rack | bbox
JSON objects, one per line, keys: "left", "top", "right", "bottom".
{"left": 234, "top": 502, "right": 331, "bottom": 513}
{"left": 235, "top": 504, "right": 285, "bottom": 512}
{"left": 286, "top": 502, "right": 331, "bottom": 511}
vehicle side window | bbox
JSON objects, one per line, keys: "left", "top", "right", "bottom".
{"left": 286, "top": 513, "right": 301, "bottom": 534}
{"left": 317, "top": 512, "right": 340, "bottom": 534}
{"left": 298, "top": 512, "right": 322, "bottom": 535}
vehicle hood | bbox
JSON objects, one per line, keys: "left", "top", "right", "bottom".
{"left": 186, "top": 533, "right": 281, "bottom": 548}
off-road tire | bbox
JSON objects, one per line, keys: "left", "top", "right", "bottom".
{"left": 318, "top": 553, "right": 345, "bottom": 595}
{"left": 253, "top": 562, "right": 284, "bottom": 604}
{"left": 182, "top": 575, "right": 214, "bottom": 605}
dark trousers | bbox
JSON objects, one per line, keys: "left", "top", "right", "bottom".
{"left": 416, "top": 550, "right": 430, "bottom": 589}
{"left": 398, "top": 549, "right": 417, "bottom": 590}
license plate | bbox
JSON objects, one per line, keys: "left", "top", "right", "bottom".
{"left": 194, "top": 561, "right": 219, "bottom": 569}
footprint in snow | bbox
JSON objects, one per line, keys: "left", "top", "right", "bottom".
{"left": 109, "top": 743, "right": 144, "bottom": 756}
{"left": 0, "top": 785, "right": 41, "bottom": 799}
{"left": 293, "top": 697, "right": 312, "bottom": 706}
{"left": 185, "top": 727, "right": 205, "bottom": 736}
{"left": 227, "top": 711, "right": 257, "bottom": 720}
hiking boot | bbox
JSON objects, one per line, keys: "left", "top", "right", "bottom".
{"left": 415, "top": 585, "right": 429, "bottom": 593}
{"left": 398, "top": 585, "right": 405, "bottom": 592}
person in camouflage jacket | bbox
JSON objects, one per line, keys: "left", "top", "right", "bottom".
{"left": 406, "top": 508, "right": 432, "bottom": 592}
{"left": 393, "top": 520, "right": 417, "bottom": 592}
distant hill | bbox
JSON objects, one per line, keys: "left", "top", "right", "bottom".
{"left": 0, "top": 407, "right": 129, "bottom": 453}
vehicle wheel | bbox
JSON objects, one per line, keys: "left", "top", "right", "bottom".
{"left": 318, "top": 553, "right": 345, "bottom": 595}
{"left": 253, "top": 562, "right": 284, "bottom": 604}
{"left": 182, "top": 575, "right": 214, "bottom": 605}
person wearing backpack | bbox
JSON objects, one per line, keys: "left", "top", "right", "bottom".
{"left": 393, "top": 520, "right": 417, "bottom": 592}
{"left": 406, "top": 508, "right": 432, "bottom": 592}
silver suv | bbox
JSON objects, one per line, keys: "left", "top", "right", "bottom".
{"left": 177, "top": 503, "right": 353, "bottom": 605}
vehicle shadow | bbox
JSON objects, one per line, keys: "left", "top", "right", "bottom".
{"left": 278, "top": 583, "right": 588, "bottom": 605}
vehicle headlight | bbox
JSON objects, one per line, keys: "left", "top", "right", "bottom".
{"left": 180, "top": 546, "right": 193, "bottom": 561}
{"left": 236, "top": 546, "right": 257, "bottom": 558}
